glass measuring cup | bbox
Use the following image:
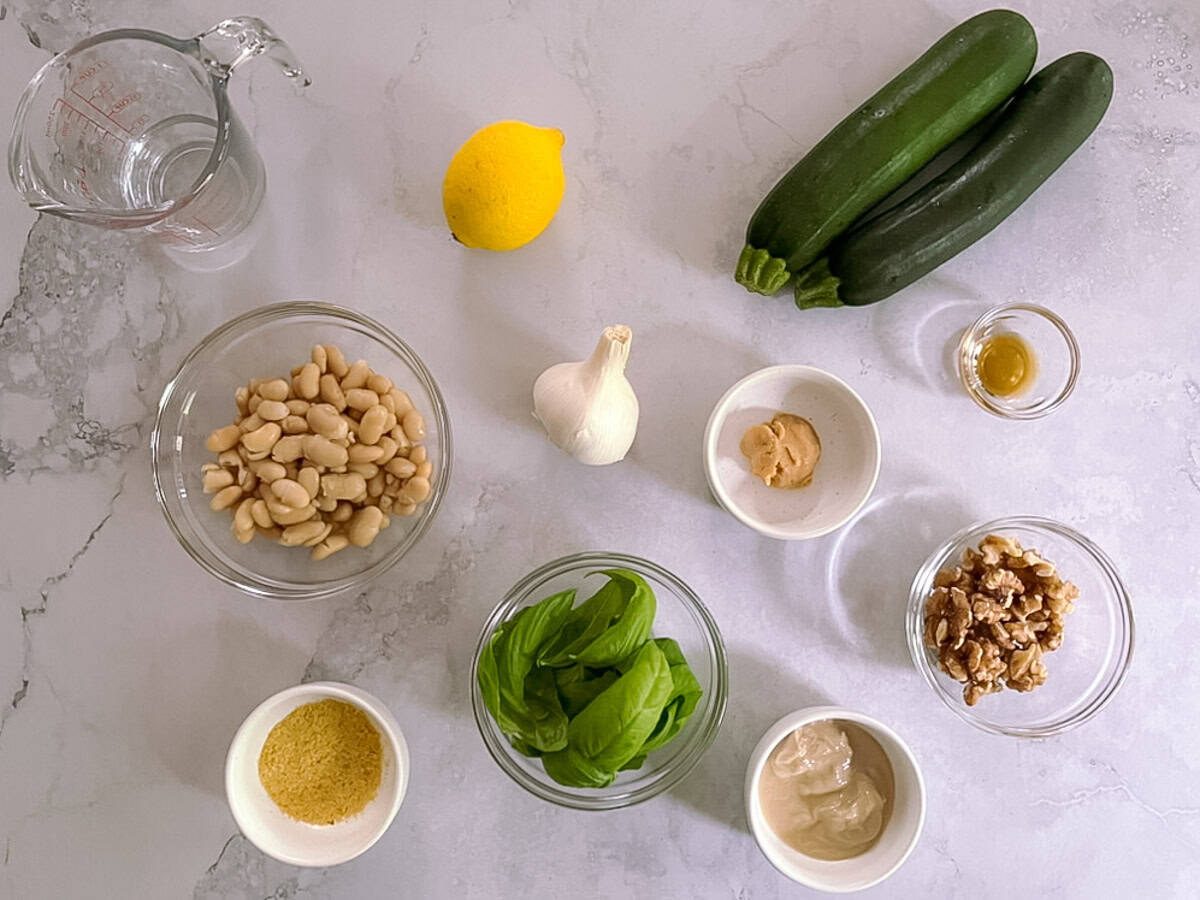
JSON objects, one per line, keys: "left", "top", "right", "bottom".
{"left": 7, "top": 17, "right": 309, "bottom": 270}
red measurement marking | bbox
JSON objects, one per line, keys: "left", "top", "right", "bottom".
{"left": 191, "top": 216, "right": 220, "bottom": 236}
{"left": 70, "top": 85, "right": 133, "bottom": 134}
{"left": 51, "top": 98, "right": 127, "bottom": 147}
{"left": 156, "top": 229, "right": 202, "bottom": 247}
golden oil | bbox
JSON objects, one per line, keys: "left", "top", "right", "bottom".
{"left": 976, "top": 332, "right": 1036, "bottom": 397}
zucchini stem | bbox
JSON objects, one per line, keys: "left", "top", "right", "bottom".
{"left": 793, "top": 258, "right": 845, "bottom": 310}
{"left": 735, "top": 246, "right": 791, "bottom": 295}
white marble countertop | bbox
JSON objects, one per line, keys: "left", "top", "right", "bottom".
{"left": 1, "top": 0, "right": 1198, "bottom": 897}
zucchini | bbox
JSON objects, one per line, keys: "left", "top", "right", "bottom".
{"left": 793, "top": 52, "right": 1114, "bottom": 309}
{"left": 735, "top": 9, "right": 1036, "bottom": 295}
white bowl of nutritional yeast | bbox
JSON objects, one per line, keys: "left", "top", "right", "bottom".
{"left": 744, "top": 706, "right": 925, "bottom": 893}
{"left": 225, "top": 681, "right": 409, "bottom": 867}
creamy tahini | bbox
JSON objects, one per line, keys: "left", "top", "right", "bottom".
{"left": 758, "top": 720, "right": 894, "bottom": 860}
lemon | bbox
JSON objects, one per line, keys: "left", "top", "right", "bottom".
{"left": 442, "top": 120, "right": 565, "bottom": 251}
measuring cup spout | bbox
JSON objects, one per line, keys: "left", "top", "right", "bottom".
{"left": 195, "top": 17, "right": 311, "bottom": 89}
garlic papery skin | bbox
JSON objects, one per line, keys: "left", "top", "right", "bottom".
{"left": 532, "top": 325, "right": 639, "bottom": 465}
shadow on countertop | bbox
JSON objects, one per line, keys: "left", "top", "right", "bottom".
{"left": 144, "top": 614, "right": 312, "bottom": 799}
{"left": 623, "top": 320, "right": 770, "bottom": 507}
{"left": 811, "top": 472, "right": 977, "bottom": 673}
{"left": 670, "top": 647, "right": 832, "bottom": 835}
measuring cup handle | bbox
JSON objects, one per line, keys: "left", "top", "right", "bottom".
{"left": 195, "top": 16, "right": 311, "bottom": 88}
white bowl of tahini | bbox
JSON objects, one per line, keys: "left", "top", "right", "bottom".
{"left": 744, "top": 706, "right": 925, "bottom": 893}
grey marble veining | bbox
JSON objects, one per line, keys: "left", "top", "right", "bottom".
{"left": 1, "top": 0, "right": 1198, "bottom": 898}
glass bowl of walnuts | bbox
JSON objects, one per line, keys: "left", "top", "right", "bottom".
{"left": 152, "top": 302, "right": 451, "bottom": 600}
{"left": 905, "top": 517, "right": 1134, "bottom": 737}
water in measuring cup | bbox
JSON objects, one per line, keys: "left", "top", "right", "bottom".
{"left": 119, "top": 113, "right": 266, "bottom": 269}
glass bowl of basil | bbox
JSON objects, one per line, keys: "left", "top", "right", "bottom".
{"left": 471, "top": 552, "right": 728, "bottom": 810}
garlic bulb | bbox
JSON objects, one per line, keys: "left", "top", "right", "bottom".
{"left": 532, "top": 325, "right": 639, "bottom": 465}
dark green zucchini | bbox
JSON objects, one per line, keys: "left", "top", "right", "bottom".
{"left": 793, "top": 52, "right": 1114, "bottom": 310}
{"left": 735, "top": 9, "right": 1037, "bottom": 295}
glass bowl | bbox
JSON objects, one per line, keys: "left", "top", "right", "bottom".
{"left": 906, "top": 517, "right": 1133, "bottom": 737}
{"left": 152, "top": 302, "right": 451, "bottom": 600}
{"left": 957, "top": 303, "right": 1080, "bottom": 419}
{"left": 470, "top": 552, "right": 728, "bottom": 810}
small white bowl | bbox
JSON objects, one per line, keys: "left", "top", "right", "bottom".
{"left": 225, "top": 681, "right": 410, "bottom": 867}
{"left": 703, "top": 366, "right": 880, "bottom": 540}
{"left": 744, "top": 706, "right": 925, "bottom": 893}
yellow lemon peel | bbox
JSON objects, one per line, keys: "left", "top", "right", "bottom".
{"left": 442, "top": 120, "right": 565, "bottom": 251}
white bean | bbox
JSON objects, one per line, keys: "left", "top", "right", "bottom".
{"left": 250, "top": 499, "right": 274, "bottom": 529}
{"left": 375, "top": 436, "right": 399, "bottom": 465}
{"left": 398, "top": 476, "right": 431, "bottom": 504}
{"left": 367, "top": 374, "right": 393, "bottom": 395}
{"left": 320, "top": 472, "right": 366, "bottom": 501}
{"left": 345, "top": 388, "right": 380, "bottom": 412}
{"left": 233, "top": 498, "right": 256, "bottom": 533}
{"left": 306, "top": 403, "right": 348, "bottom": 440}
{"left": 348, "top": 505, "right": 384, "bottom": 547}
{"left": 266, "top": 497, "right": 316, "bottom": 526}
{"left": 202, "top": 468, "right": 235, "bottom": 493}
{"left": 348, "top": 443, "right": 384, "bottom": 463}
{"left": 302, "top": 521, "right": 333, "bottom": 547}
{"left": 385, "top": 458, "right": 416, "bottom": 479}
{"left": 271, "top": 478, "right": 310, "bottom": 508}
{"left": 311, "top": 533, "right": 350, "bottom": 561}
{"left": 249, "top": 459, "right": 286, "bottom": 482}
{"left": 271, "top": 435, "right": 307, "bottom": 463}
{"left": 358, "top": 405, "right": 389, "bottom": 445}
{"left": 281, "top": 415, "right": 309, "bottom": 435}
{"left": 341, "top": 360, "right": 370, "bottom": 390}
{"left": 295, "top": 362, "right": 320, "bottom": 399}
{"left": 241, "top": 422, "right": 282, "bottom": 453}
{"left": 210, "top": 485, "right": 242, "bottom": 511}
{"left": 304, "top": 434, "right": 349, "bottom": 467}
{"left": 297, "top": 466, "right": 320, "bottom": 500}
{"left": 323, "top": 344, "right": 349, "bottom": 378}
{"left": 319, "top": 374, "right": 347, "bottom": 411}
{"left": 206, "top": 425, "right": 240, "bottom": 453}
{"left": 389, "top": 389, "right": 414, "bottom": 418}
{"left": 403, "top": 412, "right": 427, "bottom": 444}
{"left": 280, "top": 520, "right": 327, "bottom": 547}
{"left": 256, "top": 399, "right": 289, "bottom": 421}
{"left": 258, "top": 379, "right": 290, "bottom": 402}
{"left": 311, "top": 344, "right": 328, "bottom": 373}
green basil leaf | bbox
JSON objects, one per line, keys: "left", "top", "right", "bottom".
{"left": 518, "top": 666, "right": 569, "bottom": 751}
{"left": 542, "top": 745, "right": 617, "bottom": 788}
{"left": 510, "top": 737, "right": 543, "bottom": 758}
{"left": 573, "top": 569, "right": 655, "bottom": 667}
{"left": 537, "top": 578, "right": 626, "bottom": 667}
{"left": 497, "top": 589, "right": 576, "bottom": 705}
{"left": 538, "top": 569, "right": 656, "bottom": 668}
{"left": 479, "top": 589, "right": 575, "bottom": 753}
{"left": 637, "top": 660, "right": 702, "bottom": 755}
{"left": 555, "top": 665, "right": 620, "bottom": 718}
{"left": 477, "top": 632, "right": 504, "bottom": 723}
{"left": 565, "top": 640, "right": 674, "bottom": 773}
{"left": 653, "top": 637, "right": 689, "bottom": 668}
{"left": 619, "top": 753, "right": 648, "bottom": 772}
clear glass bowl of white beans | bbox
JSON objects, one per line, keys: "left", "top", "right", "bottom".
{"left": 152, "top": 302, "right": 451, "bottom": 600}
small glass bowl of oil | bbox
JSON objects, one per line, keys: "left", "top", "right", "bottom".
{"left": 957, "top": 303, "right": 1080, "bottom": 419}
